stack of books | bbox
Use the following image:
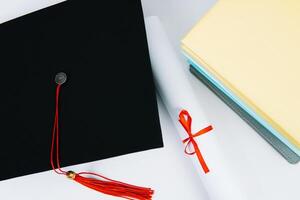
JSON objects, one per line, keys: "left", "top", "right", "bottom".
{"left": 181, "top": 0, "right": 300, "bottom": 163}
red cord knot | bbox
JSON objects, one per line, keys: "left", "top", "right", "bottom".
{"left": 66, "top": 171, "right": 76, "bottom": 180}
{"left": 178, "top": 109, "right": 213, "bottom": 174}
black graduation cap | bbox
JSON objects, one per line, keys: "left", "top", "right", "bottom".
{"left": 0, "top": 1, "right": 162, "bottom": 198}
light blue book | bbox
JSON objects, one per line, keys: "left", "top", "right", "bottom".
{"left": 185, "top": 54, "right": 300, "bottom": 163}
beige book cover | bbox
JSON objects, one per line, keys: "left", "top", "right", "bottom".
{"left": 182, "top": 0, "right": 300, "bottom": 148}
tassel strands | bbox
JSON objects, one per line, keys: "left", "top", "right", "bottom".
{"left": 69, "top": 171, "right": 154, "bottom": 200}
{"left": 50, "top": 72, "right": 154, "bottom": 200}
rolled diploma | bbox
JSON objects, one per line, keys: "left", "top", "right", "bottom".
{"left": 145, "top": 16, "right": 249, "bottom": 200}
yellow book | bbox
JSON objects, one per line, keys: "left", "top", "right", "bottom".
{"left": 182, "top": 0, "right": 300, "bottom": 148}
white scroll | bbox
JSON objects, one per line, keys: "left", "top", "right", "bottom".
{"left": 145, "top": 16, "right": 249, "bottom": 200}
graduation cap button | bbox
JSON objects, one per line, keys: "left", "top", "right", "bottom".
{"left": 55, "top": 72, "right": 67, "bottom": 85}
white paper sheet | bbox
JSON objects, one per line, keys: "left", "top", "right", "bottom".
{"left": 145, "top": 16, "right": 250, "bottom": 200}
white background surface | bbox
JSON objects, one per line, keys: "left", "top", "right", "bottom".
{"left": 0, "top": 0, "right": 299, "bottom": 199}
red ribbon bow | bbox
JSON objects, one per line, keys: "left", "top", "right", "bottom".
{"left": 179, "top": 109, "right": 213, "bottom": 174}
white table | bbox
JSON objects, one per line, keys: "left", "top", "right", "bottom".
{"left": 0, "top": 0, "right": 299, "bottom": 199}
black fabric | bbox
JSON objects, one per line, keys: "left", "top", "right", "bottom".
{"left": 0, "top": 1, "right": 163, "bottom": 181}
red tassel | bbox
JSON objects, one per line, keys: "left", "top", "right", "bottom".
{"left": 67, "top": 171, "right": 154, "bottom": 200}
{"left": 51, "top": 73, "right": 154, "bottom": 200}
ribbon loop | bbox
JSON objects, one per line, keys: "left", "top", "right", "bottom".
{"left": 179, "top": 109, "right": 213, "bottom": 174}
{"left": 184, "top": 140, "right": 196, "bottom": 155}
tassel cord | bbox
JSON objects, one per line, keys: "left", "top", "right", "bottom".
{"left": 50, "top": 83, "right": 154, "bottom": 200}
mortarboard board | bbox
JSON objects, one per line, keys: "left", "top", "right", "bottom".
{"left": 0, "top": 1, "right": 163, "bottom": 199}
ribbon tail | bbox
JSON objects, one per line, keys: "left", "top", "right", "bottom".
{"left": 192, "top": 141, "right": 210, "bottom": 174}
